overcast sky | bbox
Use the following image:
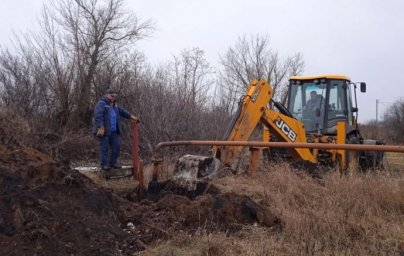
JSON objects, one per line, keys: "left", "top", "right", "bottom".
{"left": 1, "top": 0, "right": 403, "bottom": 122}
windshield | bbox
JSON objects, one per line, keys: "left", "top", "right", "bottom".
{"left": 287, "top": 79, "right": 352, "bottom": 134}
{"left": 288, "top": 81, "right": 327, "bottom": 132}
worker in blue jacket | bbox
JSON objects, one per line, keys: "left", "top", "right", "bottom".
{"left": 93, "top": 88, "right": 139, "bottom": 171}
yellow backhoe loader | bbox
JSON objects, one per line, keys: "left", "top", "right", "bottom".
{"left": 170, "top": 75, "right": 384, "bottom": 190}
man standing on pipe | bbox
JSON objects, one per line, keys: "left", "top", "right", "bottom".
{"left": 92, "top": 88, "right": 140, "bottom": 171}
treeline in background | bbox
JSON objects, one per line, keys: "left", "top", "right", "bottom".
{"left": 0, "top": 0, "right": 402, "bottom": 163}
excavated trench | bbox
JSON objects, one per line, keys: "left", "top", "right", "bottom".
{"left": 0, "top": 144, "right": 280, "bottom": 255}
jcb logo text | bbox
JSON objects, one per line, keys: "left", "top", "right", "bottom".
{"left": 275, "top": 117, "right": 297, "bottom": 142}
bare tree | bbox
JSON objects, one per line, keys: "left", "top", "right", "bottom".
{"left": 110, "top": 48, "right": 217, "bottom": 157}
{"left": 44, "top": 0, "right": 154, "bottom": 126}
{"left": 0, "top": 46, "right": 48, "bottom": 120}
{"left": 383, "top": 98, "right": 404, "bottom": 143}
{"left": 169, "top": 48, "right": 214, "bottom": 112}
{"left": 218, "top": 34, "right": 304, "bottom": 112}
{"left": 0, "top": 0, "right": 155, "bottom": 160}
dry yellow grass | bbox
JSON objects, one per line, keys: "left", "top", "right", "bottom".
{"left": 139, "top": 162, "right": 404, "bottom": 256}
{"left": 387, "top": 152, "right": 404, "bottom": 172}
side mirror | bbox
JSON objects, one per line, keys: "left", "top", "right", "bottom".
{"left": 352, "top": 107, "right": 358, "bottom": 113}
{"left": 360, "top": 82, "right": 366, "bottom": 92}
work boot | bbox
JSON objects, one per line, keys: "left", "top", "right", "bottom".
{"left": 101, "top": 165, "right": 111, "bottom": 171}
{"left": 110, "top": 164, "right": 122, "bottom": 169}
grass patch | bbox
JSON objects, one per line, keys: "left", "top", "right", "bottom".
{"left": 140, "top": 163, "right": 404, "bottom": 256}
{"left": 387, "top": 152, "right": 404, "bottom": 172}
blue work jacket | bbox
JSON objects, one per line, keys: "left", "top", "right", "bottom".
{"left": 92, "top": 97, "right": 131, "bottom": 136}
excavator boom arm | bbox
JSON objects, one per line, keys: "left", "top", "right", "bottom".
{"left": 218, "top": 80, "right": 316, "bottom": 166}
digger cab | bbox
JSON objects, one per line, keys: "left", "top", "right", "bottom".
{"left": 287, "top": 74, "right": 366, "bottom": 135}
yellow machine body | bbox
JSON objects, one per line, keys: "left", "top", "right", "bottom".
{"left": 216, "top": 79, "right": 350, "bottom": 171}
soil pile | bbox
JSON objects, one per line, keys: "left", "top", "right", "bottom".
{"left": 0, "top": 144, "right": 279, "bottom": 255}
{"left": 0, "top": 144, "right": 139, "bottom": 255}
{"left": 122, "top": 189, "right": 279, "bottom": 245}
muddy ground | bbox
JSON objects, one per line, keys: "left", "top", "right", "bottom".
{"left": 0, "top": 144, "right": 279, "bottom": 255}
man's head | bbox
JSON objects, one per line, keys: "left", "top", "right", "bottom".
{"left": 105, "top": 88, "right": 117, "bottom": 101}
{"left": 310, "top": 90, "right": 317, "bottom": 100}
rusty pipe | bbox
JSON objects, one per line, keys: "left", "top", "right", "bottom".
{"left": 132, "top": 121, "right": 139, "bottom": 180}
{"left": 154, "top": 140, "right": 404, "bottom": 154}
{"left": 151, "top": 140, "right": 404, "bottom": 182}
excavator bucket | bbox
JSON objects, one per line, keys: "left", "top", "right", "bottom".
{"left": 172, "top": 154, "right": 221, "bottom": 191}
{"left": 146, "top": 154, "right": 222, "bottom": 197}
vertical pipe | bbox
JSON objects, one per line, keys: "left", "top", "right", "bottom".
{"left": 132, "top": 121, "right": 139, "bottom": 181}
{"left": 138, "top": 160, "right": 144, "bottom": 197}
{"left": 248, "top": 147, "right": 260, "bottom": 176}
{"left": 152, "top": 161, "right": 159, "bottom": 181}
{"left": 337, "top": 122, "right": 347, "bottom": 172}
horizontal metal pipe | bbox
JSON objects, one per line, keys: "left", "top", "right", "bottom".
{"left": 155, "top": 140, "right": 404, "bottom": 153}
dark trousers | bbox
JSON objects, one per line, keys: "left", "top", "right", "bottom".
{"left": 99, "top": 132, "right": 120, "bottom": 167}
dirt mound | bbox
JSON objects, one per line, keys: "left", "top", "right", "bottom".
{"left": 0, "top": 145, "right": 138, "bottom": 255}
{"left": 0, "top": 144, "right": 279, "bottom": 255}
{"left": 122, "top": 191, "right": 279, "bottom": 245}
{"left": 117, "top": 183, "right": 280, "bottom": 247}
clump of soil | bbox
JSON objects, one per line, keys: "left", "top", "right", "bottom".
{"left": 0, "top": 144, "right": 279, "bottom": 255}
